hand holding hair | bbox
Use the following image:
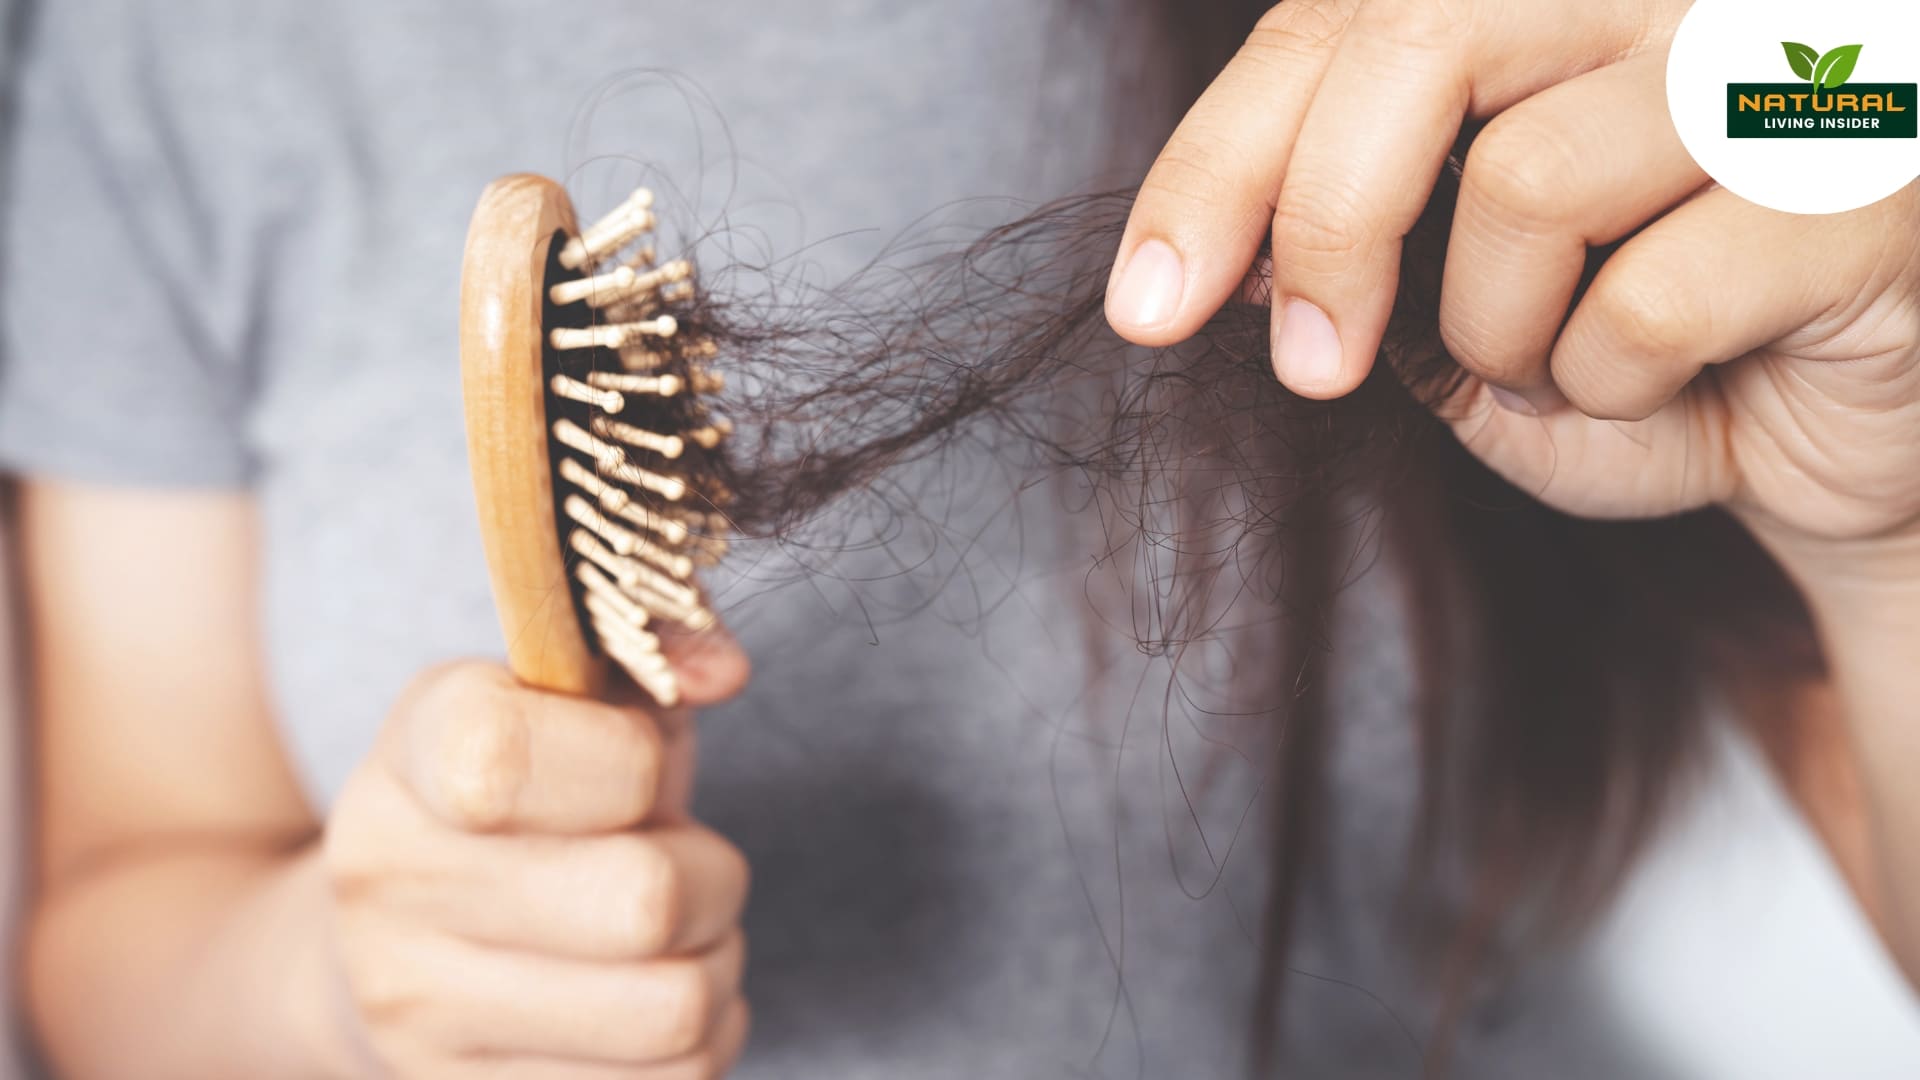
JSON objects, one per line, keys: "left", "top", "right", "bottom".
{"left": 1113, "top": 0, "right": 1920, "bottom": 991}
{"left": 319, "top": 649, "right": 752, "bottom": 1078}
{"left": 1108, "top": 0, "right": 1920, "bottom": 551}
{"left": 1107, "top": 0, "right": 1696, "bottom": 399}
{"left": 1109, "top": 0, "right": 1920, "bottom": 632}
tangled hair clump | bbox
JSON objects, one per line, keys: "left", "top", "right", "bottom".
{"left": 684, "top": 181, "right": 1458, "bottom": 599}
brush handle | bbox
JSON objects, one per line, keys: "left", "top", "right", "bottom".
{"left": 460, "top": 174, "right": 607, "bottom": 697}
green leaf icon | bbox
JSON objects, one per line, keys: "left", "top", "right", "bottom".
{"left": 1783, "top": 41, "right": 1819, "bottom": 80}
{"left": 1815, "top": 44, "right": 1863, "bottom": 89}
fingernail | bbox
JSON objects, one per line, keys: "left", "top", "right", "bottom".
{"left": 1272, "top": 297, "right": 1343, "bottom": 391}
{"left": 1107, "top": 238, "right": 1184, "bottom": 331}
{"left": 1488, "top": 386, "right": 1537, "bottom": 416}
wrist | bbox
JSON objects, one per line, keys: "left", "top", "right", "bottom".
{"left": 1737, "top": 513, "right": 1920, "bottom": 638}
{"left": 1736, "top": 512, "right": 1920, "bottom": 738}
{"left": 1736, "top": 517, "right": 1920, "bottom": 986}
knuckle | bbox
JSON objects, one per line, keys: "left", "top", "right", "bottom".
{"left": 1273, "top": 181, "right": 1370, "bottom": 262}
{"left": 1397, "top": 0, "right": 1466, "bottom": 44}
{"left": 1140, "top": 138, "right": 1244, "bottom": 212}
{"left": 417, "top": 669, "right": 528, "bottom": 830}
{"left": 1462, "top": 117, "right": 1582, "bottom": 228}
{"left": 435, "top": 715, "right": 525, "bottom": 830}
{"left": 1588, "top": 267, "right": 1699, "bottom": 361}
{"left": 625, "top": 838, "right": 683, "bottom": 957}
{"left": 1136, "top": 118, "right": 1277, "bottom": 252}
{"left": 1374, "top": 0, "right": 1473, "bottom": 49}
{"left": 1437, "top": 285, "right": 1548, "bottom": 389}
{"left": 1246, "top": 3, "right": 1346, "bottom": 63}
{"left": 1438, "top": 305, "right": 1516, "bottom": 383}
{"left": 1551, "top": 337, "right": 1655, "bottom": 421}
{"left": 654, "top": 959, "right": 716, "bottom": 1057}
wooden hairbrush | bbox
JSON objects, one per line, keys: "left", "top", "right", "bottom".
{"left": 460, "top": 175, "right": 733, "bottom": 706}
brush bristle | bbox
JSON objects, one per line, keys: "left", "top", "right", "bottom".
{"left": 543, "top": 187, "right": 733, "bottom": 707}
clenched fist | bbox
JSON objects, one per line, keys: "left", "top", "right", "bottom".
{"left": 319, "top": 640, "right": 752, "bottom": 1078}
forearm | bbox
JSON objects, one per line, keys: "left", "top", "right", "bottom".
{"left": 1762, "top": 525, "right": 1920, "bottom": 982}
{"left": 28, "top": 837, "right": 365, "bottom": 1080}
{"left": 14, "top": 484, "right": 360, "bottom": 1076}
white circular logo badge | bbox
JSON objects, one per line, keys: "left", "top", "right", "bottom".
{"left": 1666, "top": 0, "right": 1920, "bottom": 215}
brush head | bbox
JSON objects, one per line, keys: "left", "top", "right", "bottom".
{"left": 460, "top": 175, "right": 733, "bottom": 706}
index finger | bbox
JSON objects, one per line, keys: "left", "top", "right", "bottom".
{"left": 1106, "top": 0, "right": 1357, "bottom": 345}
{"left": 387, "top": 660, "right": 683, "bottom": 833}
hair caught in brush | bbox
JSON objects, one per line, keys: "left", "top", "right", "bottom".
{"left": 649, "top": 153, "right": 1823, "bottom": 1067}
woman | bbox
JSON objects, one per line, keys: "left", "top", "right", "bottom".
{"left": 3, "top": 2, "right": 1918, "bottom": 1080}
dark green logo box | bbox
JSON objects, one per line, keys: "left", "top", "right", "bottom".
{"left": 1726, "top": 82, "right": 1918, "bottom": 138}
